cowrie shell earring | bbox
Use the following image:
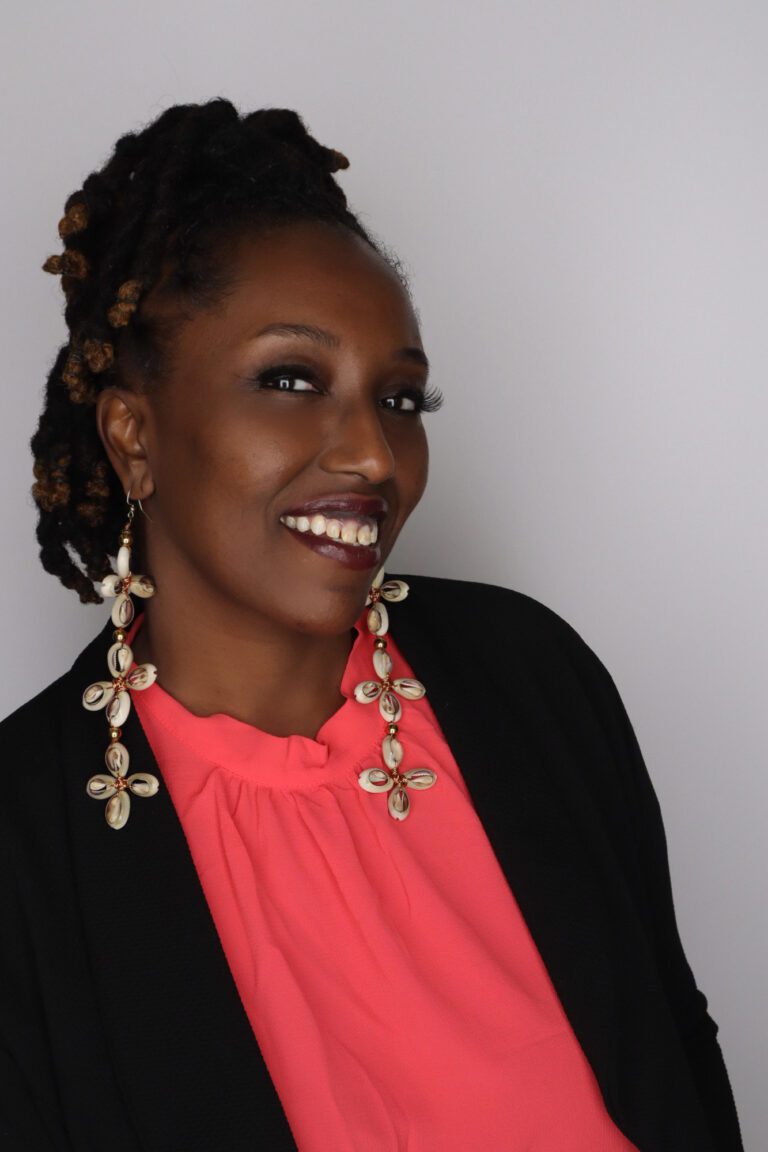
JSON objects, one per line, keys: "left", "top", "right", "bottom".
{"left": 83, "top": 486, "right": 159, "bottom": 829}
{"left": 356, "top": 566, "right": 437, "bottom": 820}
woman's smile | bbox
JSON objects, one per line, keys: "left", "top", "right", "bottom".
{"left": 279, "top": 511, "right": 383, "bottom": 570}
{"left": 278, "top": 491, "right": 388, "bottom": 570}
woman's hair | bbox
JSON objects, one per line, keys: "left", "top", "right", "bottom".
{"left": 31, "top": 99, "right": 403, "bottom": 604}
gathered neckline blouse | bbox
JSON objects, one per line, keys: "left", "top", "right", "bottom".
{"left": 124, "top": 603, "right": 638, "bottom": 1152}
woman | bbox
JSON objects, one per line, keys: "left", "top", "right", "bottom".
{"left": 1, "top": 100, "right": 742, "bottom": 1151}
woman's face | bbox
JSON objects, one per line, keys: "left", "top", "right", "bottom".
{"left": 111, "top": 220, "right": 431, "bottom": 636}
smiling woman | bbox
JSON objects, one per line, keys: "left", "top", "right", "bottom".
{"left": 0, "top": 99, "right": 743, "bottom": 1151}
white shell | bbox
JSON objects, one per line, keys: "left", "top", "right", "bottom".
{"left": 106, "top": 689, "right": 131, "bottom": 728}
{"left": 100, "top": 573, "right": 121, "bottom": 598}
{"left": 86, "top": 774, "right": 117, "bottom": 799}
{"left": 105, "top": 741, "right": 130, "bottom": 775}
{"left": 382, "top": 733, "right": 403, "bottom": 769}
{"left": 393, "top": 677, "right": 426, "bottom": 701}
{"left": 378, "top": 691, "right": 402, "bottom": 723}
{"left": 388, "top": 785, "right": 410, "bottom": 820}
{"left": 372, "top": 648, "right": 392, "bottom": 680}
{"left": 107, "top": 641, "right": 133, "bottom": 677}
{"left": 111, "top": 593, "right": 135, "bottom": 628}
{"left": 403, "top": 768, "right": 437, "bottom": 790}
{"left": 366, "top": 602, "right": 389, "bottom": 636}
{"left": 126, "top": 663, "right": 157, "bottom": 691}
{"left": 371, "top": 565, "right": 386, "bottom": 591}
{"left": 127, "top": 772, "right": 159, "bottom": 798}
{"left": 354, "top": 680, "right": 382, "bottom": 704}
{"left": 82, "top": 681, "right": 115, "bottom": 710}
{"left": 105, "top": 790, "right": 130, "bottom": 829}
{"left": 116, "top": 545, "right": 132, "bottom": 578}
{"left": 129, "top": 575, "right": 155, "bottom": 598}
{"left": 358, "top": 767, "right": 394, "bottom": 793}
{"left": 380, "top": 579, "right": 409, "bottom": 603}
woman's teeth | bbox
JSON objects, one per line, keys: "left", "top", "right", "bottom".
{"left": 279, "top": 513, "right": 379, "bottom": 547}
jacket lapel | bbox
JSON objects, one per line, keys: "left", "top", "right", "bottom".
{"left": 61, "top": 616, "right": 298, "bottom": 1151}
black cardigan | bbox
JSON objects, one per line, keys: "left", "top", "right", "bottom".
{"left": 0, "top": 573, "right": 743, "bottom": 1151}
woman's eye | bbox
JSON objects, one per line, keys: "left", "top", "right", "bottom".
{"left": 381, "top": 393, "right": 418, "bottom": 413}
{"left": 381, "top": 385, "right": 445, "bottom": 415}
{"left": 255, "top": 368, "right": 319, "bottom": 393}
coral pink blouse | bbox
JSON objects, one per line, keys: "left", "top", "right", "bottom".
{"left": 125, "top": 606, "right": 638, "bottom": 1152}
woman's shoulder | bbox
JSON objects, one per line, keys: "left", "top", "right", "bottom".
{"left": 0, "top": 675, "right": 76, "bottom": 842}
{"left": 0, "top": 622, "right": 113, "bottom": 869}
{"left": 398, "top": 569, "right": 574, "bottom": 623}
{"left": 0, "top": 617, "right": 107, "bottom": 768}
{"left": 396, "top": 570, "right": 630, "bottom": 734}
{"left": 0, "top": 672, "right": 69, "bottom": 747}
{"left": 0, "top": 675, "right": 74, "bottom": 877}
{"left": 397, "top": 570, "right": 602, "bottom": 668}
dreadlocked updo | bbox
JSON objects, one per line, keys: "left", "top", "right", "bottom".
{"left": 31, "top": 99, "right": 399, "bottom": 604}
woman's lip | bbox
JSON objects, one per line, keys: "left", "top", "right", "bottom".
{"left": 282, "top": 495, "right": 388, "bottom": 522}
{"left": 281, "top": 522, "right": 382, "bottom": 570}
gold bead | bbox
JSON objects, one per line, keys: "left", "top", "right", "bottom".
{"left": 113, "top": 629, "right": 126, "bottom": 642}
{"left": 109, "top": 728, "right": 122, "bottom": 741}
{"left": 387, "top": 723, "right": 398, "bottom": 736}
{"left": 120, "top": 532, "right": 132, "bottom": 546}
{"left": 374, "top": 638, "right": 387, "bottom": 650}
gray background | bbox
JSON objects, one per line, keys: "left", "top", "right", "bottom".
{"left": 2, "top": 2, "right": 764, "bottom": 1145}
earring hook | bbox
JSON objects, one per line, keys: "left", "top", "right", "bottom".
{"left": 126, "top": 483, "right": 154, "bottom": 523}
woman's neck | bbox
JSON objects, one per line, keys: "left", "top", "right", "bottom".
{"left": 130, "top": 602, "right": 357, "bottom": 739}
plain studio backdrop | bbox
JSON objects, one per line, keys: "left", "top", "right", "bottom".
{"left": 1, "top": 1, "right": 765, "bottom": 1145}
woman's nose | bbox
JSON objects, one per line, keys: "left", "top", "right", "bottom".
{"left": 317, "top": 401, "right": 395, "bottom": 486}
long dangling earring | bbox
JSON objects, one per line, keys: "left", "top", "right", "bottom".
{"left": 356, "top": 567, "right": 437, "bottom": 820}
{"left": 82, "top": 486, "right": 160, "bottom": 829}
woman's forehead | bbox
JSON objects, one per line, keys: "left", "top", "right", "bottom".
{"left": 180, "top": 223, "right": 419, "bottom": 348}
{"left": 225, "top": 220, "right": 401, "bottom": 293}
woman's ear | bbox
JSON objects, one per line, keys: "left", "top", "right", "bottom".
{"left": 95, "top": 386, "right": 156, "bottom": 502}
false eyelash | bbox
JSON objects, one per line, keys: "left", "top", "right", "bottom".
{"left": 415, "top": 384, "right": 445, "bottom": 413}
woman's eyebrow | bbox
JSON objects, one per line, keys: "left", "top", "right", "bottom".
{"left": 255, "top": 321, "right": 339, "bottom": 348}
{"left": 254, "top": 322, "right": 430, "bottom": 372}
